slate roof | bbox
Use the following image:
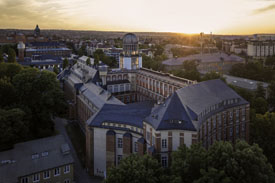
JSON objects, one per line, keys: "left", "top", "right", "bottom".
{"left": 176, "top": 79, "right": 249, "bottom": 115}
{"left": 144, "top": 92, "right": 197, "bottom": 131}
{"left": 162, "top": 52, "right": 244, "bottom": 66}
{"left": 223, "top": 74, "right": 269, "bottom": 91}
{"left": 0, "top": 135, "right": 74, "bottom": 183}
{"left": 81, "top": 82, "right": 124, "bottom": 110}
{"left": 87, "top": 101, "right": 154, "bottom": 128}
{"left": 145, "top": 79, "right": 248, "bottom": 130}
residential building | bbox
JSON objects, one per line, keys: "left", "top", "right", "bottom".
{"left": 0, "top": 135, "right": 74, "bottom": 183}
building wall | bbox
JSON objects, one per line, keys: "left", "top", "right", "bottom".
{"left": 93, "top": 128, "right": 107, "bottom": 177}
{"left": 136, "top": 68, "right": 195, "bottom": 102}
{"left": 198, "top": 104, "right": 250, "bottom": 148}
{"left": 19, "top": 163, "right": 74, "bottom": 183}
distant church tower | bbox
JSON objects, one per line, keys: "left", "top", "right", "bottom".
{"left": 34, "top": 25, "right": 40, "bottom": 37}
{"left": 119, "top": 33, "right": 142, "bottom": 70}
{"left": 17, "top": 41, "right": 25, "bottom": 61}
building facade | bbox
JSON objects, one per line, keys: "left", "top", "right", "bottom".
{"left": 59, "top": 33, "right": 250, "bottom": 178}
{"left": 247, "top": 40, "right": 275, "bottom": 58}
{"left": 0, "top": 135, "right": 74, "bottom": 183}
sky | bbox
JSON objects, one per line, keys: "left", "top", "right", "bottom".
{"left": 0, "top": 0, "right": 275, "bottom": 34}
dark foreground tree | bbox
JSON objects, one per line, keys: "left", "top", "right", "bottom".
{"left": 250, "top": 112, "right": 275, "bottom": 171}
{"left": 105, "top": 154, "right": 168, "bottom": 183}
{"left": 171, "top": 141, "right": 275, "bottom": 183}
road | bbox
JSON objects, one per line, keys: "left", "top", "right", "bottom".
{"left": 54, "top": 117, "right": 103, "bottom": 183}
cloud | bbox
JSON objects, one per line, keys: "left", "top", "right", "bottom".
{"left": 253, "top": 3, "right": 275, "bottom": 14}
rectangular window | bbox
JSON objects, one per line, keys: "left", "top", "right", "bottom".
{"left": 161, "top": 156, "right": 168, "bottom": 167}
{"left": 117, "top": 155, "right": 122, "bottom": 165}
{"left": 33, "top": 174, "right": 40, "bottom": 182}
{"left": 43, "top": 170, "right": 50, "bottom": 179}
{"left": 146, "top": 131, "right": 150, "bottom": 141}
{"left": 162, "top": 139, "right": 167, "bottom": 148}
{"left": 54, "top": 167, "right": 60, "bottom": 176}
{"left": 118, "top": 138, "right": 123, "bottom": 148}
{"left": 64, "top": 179, "right": 70, "bottom": 183}
{"left": 64, "top": 165, "right": 70, "bottom": 174}
{"left": 21, "top": 177, "right": 28, "bottom": 183}
{"left": 134, "top": 142, "right": 138, "bottom": 152}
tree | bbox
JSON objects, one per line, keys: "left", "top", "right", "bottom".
{"left": 252, "top": 97, "right": 268, "bottom": 114}
{"left": 193, "top": 168, "right": 231, "bottom": 183}
{"left": 53, "top": 65, "right": 59, "bottom": 74}
{"left": 268, "top": 81, "right": 275, "bottom": 110}
{"left": 0, "top": 78, "right": 16, "bottom": 107}
{"left": 105, "top": 155, "right": 168, "bottom": 183}
{"left": 13, "top": 68, "right": 67, "bottom": 137}
{"left": 265, "top": 56, "right": 275, "bottom": 69}
{"left": 63, "top": 58, "right": 69, "bottom": 69}
{"left": 0, "top": 108, "right": 29, "bottom": 151}
{"left": 86, "top": 57, "right": 91, "bottom": 66}
{"left": 250, "top": 112, "right": 275, "bottom": 170}
{"left": 0, "top": 50, "right": 3, "bottom": 62}
{"left": 182, "top": 60, "right": 201, "bottom": 81}
{"left": 94, "top": 54, "right": 99, "bottom": 65}
{"left": 7, "top": 48, "right": 16, "bottom": 63}
{"left": 256, "top": 83, "right": 266, "bottom": 98}
{"left": 202, "top": 71, "right": 225, "bottom": 81}
{"left": 171, "top": 141, "right": 275, "bottom": 183}
{"left": 0, "top": 63, "right": 22, "bottom": 80}
{"left": 171, "top": 143, "right": 207, "bottom": 183}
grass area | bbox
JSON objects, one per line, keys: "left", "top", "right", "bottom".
{"left": 66, "top": 122, "right": 86, "bottom": 167}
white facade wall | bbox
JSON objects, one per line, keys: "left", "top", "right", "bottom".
{"left": 93, "top": 128, "right": 107, "bottom": 177}
{"left": 138, "top": 56, "right": 142, "bottom": 68}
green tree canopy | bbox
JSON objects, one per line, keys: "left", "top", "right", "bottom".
{"left": 253, "top": 97, "right": 268, "bottom": 114}
{"left": 171, "top": 141, "right": 275, "bottom": 183}
{"left": 7, "top": 48, "right": 16, "bottom": 63}
{"left": 105, "top": 155, "right": 168, "bottom": 183}
{"left": 256, "top": 83, "right": 266, "bottom": 98}
{"left": 0, "top": 108, "right": 29, "bottom": 151}
{"left": 63, "top": 58, "right": 69, "bottom": 69}
{"left": 53, "top": 65, "right": 59, "bottom": 74}
{"left": 250, "top": 112, "right": 275, "bottom": 170}
{"left": 202, "top": 71, "right": 224, "bottom": 81}
{"left": 0, "top": 50, "right": 3, "bottom": 62}
{"left": 86, "top": 57, "right": 91, "bottom": 66}
{"left": 268, "top": 81, "right": 275, "bottom": 110}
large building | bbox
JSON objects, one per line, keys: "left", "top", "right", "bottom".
{"left": 162, "top": 52, "right": 245, "bottom": 74}
{"left": 59, "top": 33, "right": 250, "bottom": 177}
{"left": 0, "top": 135, "right": 74, "bottom": 183}
{"left": 247, "top": 40, "right": 275, "bottom": 59}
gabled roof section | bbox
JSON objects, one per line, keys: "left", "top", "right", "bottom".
{"left": 144, "top": 93, "right": 196, "bottom": 131}
{"left": 176, "top": 79, "right": 249, "bottom": 115}
{"left": 81, "top": 82, "right": 124, "bottom": 110}
{"left": 87, "top": 101, "right": 154, "bottom": 128}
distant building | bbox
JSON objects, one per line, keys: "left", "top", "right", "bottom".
{"left": 247, "top": 40, "right": 275, "bottom": 59}
{"left": 0, "top": 25, "right": 48, "bottom": 45}
{"left": 162, "top": 52, "right": 245, "bottom": 74}
{"left": 119, "top": 33, "right": 142, "bottom": 70}
{"left": 0, "top": 135, "right": 74, "bottom": 183}
{"left": 223, "top": 74, "right": 269, "bottom": 98}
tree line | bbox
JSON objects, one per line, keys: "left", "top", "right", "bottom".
{"left": 0, "top": 63, "right": 67, "bottom": 151}
{"left": 105, "top": 141, "right": 275, "bottom": 183}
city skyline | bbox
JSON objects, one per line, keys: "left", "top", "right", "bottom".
{"left": 0, "top": 0, "right": 275, "bottom": 34}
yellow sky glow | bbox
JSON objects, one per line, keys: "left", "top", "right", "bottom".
{"left": 0, "top": 0, "right": 275, "bottom": 34}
